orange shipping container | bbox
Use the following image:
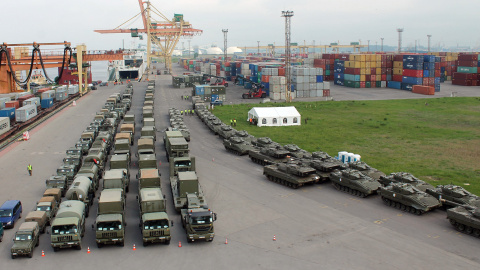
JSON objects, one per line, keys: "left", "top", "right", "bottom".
{"left": 412, "top": 85, "right": 434, "bottom": 95}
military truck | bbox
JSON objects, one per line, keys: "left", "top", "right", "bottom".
{"left": 223, "top": 136, "right": 256, "bottom": 155}
{"left": 141, "top": 126, "right": 157, "bottom": 141}
{"left": 96, "top": 131, "right": 113, "bottom": 152}
{"left": 165, "top": 136, "right": 189, "bottom": 160}
{"left": 217, "top": 125, "right": 237, "bottom": 139}
{"left": 50, "top": 200, "right": 86, "bottom": 251}
{"left": 138, "top": 188, "right": 171, "bottom": 246}
{"left": 120, "top": 123, "right": 135, "bottom": 136}
{"left": 330, "top": 168, "right": 381, "bottom": 197}
{"left": 91, "top": 139, "right": 110, "bottom": 156}
{"left": 110, "top": 153, "right": 130, "bottom": 171}
{"left": 379, "top": 183, "right": 441, "bottom": 215}
{"left": 45, "top": 175, "right": 68, "bottom": 196}
{"left": 379, "top": 172, "right": 434, "bottom": 192}
{"left": 114, "top": 138, "right": 131, "bottom": 158}
{"left": 11, "top": 222, "right": 40, "bottom": 258}
{"left": 426, "top": 185, "right": 480, "bottom": 208}
{"left": 124, "top": 114, "right": 135, "bottom": 127}
{"left": 169, "top": 157, "right": 196, "bottom": 177}
{"left": 43, "top": 189, "right": 62, "bottom": 206}
{"left": 122, "top": 94, "right": 132, "bottom": 110}
{"left": 98, "top": 121, "right": 116, "bottom": 137}
{"left": 94, "top": 189, "right": 126, "bottom": 247}
{"left": 163, "top": 130, "right": 183, "bottom": 145}
{"left": 63, "top": 155, "right": 82, "bottom": 174}
{"left": 348, "top": 161, "right": 385, "bottom": 181}
{"left": 65, "top": 176, "right": 95, "bottom": 217}
{"left": 145, "top": 93, "right": 154, "bottom": 102}
{"left": 114, "top": 105, "right": 126, "bottom": 119}
{"left": 56, "top": 165, "right": 76, "bottom": 185}
{"left": 36, "top": 197, "right": 57, "bottom": 226}
{"left": 248, "top": 146, "right": 291, "bottom": 166}
{"left": 447, "top": 205, "right": 480, "bottom": 237}
{"left": 143, "top": 106, "right": 154, "bottom": 119}
{"left": 66, "top": 147, "right": 83, "bottom": 157}
{"left": 170, "top": 171, "right": 206, "bottom": 212}
{"left": 85, "top": 125, "right": 99, "bottom": 138}
{"left": 80, "top": 131, "right": 95, "bottom": 145}
{"left": 138, "top": 169, "right": 161, "bottom": 190}
{"left": 263, "top": 160, "right": 321, "bottom": 188}
{"left": 76, "top": 162, "right": 100, "bottom": 190}
{"left": 283, "top": 144, "right": 312, "bottom": 159}
{"left": 103, "top": 169, "right": 130, "bottom": 193}
{"left": 138, "top": 154, "right": 158, "bottom": 170}
{"left": 137, "top": 138, "right": 155, "bottom": 156}
{"left": 115, "top": 132, "right": 133, "bottom": 146}
{"left": 84, "top": 150, "right": 106, "bottom": 173}
{"left": 181, "top": 194, "right": 217, "bottom": 242}
{"left": 25, "top": 211, "right": 47, "bottom": 234}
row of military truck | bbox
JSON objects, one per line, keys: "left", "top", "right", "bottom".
{"left": 193, "top": 104, "right": 480, "bottom": 239}
{"left": 165, "top": 107, "right": 217, "bottom": 242}
{"left": 9, "top": 83, "right": 134, "bottom": 258}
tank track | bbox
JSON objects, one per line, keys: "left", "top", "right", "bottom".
{"left": 381, "top": 196, "right": 425, "bottom": 215}
{"left": 332, "top": 182, "right": 368, "bottom": 198}
{"left": 448, "top": 219, "right": 480, "bottom": 238}
{"left": 250, "top": 156, "right": 270, "bottom": 166}
{"left": 265, "top": 174, "right": 300, "bottom": 189}
{"left": 224, "top": 147, "right": 243, "bottom": 156}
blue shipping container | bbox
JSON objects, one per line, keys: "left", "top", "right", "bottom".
{"left": 423, "top": 70, "right": 429, "bottom": 77}
{"left": 211, "top": 94, "right": 219, "bottom": 101}
{"left": 334, "top": 73, "right": 344, "bottom": 80}
{"left": 435, "top": 83, "right": 440, "bottom": 92}
{"left": 434, "top": 77, "right": 440, "bottom": 84}
{"left": 316, "top": 75, "right": 324, "bottom": 82}
{"left": 387, "top": 81, "right": 402, "bottom": 89}
{"left": 423, "top": 55, "right": 436, "bottom": 62}
{"left": 334, "top": 79, "right": 345, "bottom": 86}
{"left": 403, "top": 55, "right": 424, "bottom": 62}
{"left": 423, "top": 62, "right": 435, "bottom": 70}
{"left": 0, "top": 107, "right": 15, "bottom": 120}
{"left": 403, "top": 62, "right": 424, "bottom": 70}
{"left": 41, "top": 98, "right": 54, "bottom": 109}
{"left": 402, "top": 76, "right": 423, "bottom": 85}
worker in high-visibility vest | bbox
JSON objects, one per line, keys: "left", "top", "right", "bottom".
{"left": 27, "top": 164, "right": 32, "bottom": 176}
{"left": 233, "top": 119, "right": 237, "bottom": 127}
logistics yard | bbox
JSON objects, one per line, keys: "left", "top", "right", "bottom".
{"left": 0, "top": 63, "right": 480, "bottom": 269}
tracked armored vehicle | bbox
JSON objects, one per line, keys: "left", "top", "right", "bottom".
{"left": 301, "top": 152, "right": 347, "bottom": 181}
{"left": 379, "top": 172, "right": 434, "bottom": 192}
{"left": 232, "top": 130, "right": 255, "bottom": 143}
{"left": 426, "top": 185, "right": 480, "bottom": 208}
{"left": 447, "top": 205, "right": 480, "bottom": 238}
{"left": 249, "top": 146, "right": 291, "bottom": 166}
{"left": 263, "top": 160, "right": 320, "bottom": 188}
{"left": 251, "top": 137, "right": 281, "bottom": 148}
{"left": 348, "top": 161, "right": 385, "bottom": 180}
{"left": 223, "top": 137, "right": 256, "bottom": 155}
{"left": 379, "top": 183, "right": 441, "bottom": 215}
{"left": 330, "top": 168, "right": 381, "bottom": 197}
{"left": 217, "top": 125, "right": 236, "bottom": 139}
{"left": 283, "top": 144, "right": 312, "bottom": 159}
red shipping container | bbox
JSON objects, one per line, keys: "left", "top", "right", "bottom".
{"left": 360, "top": 82, "right": 365, "bottom": 88}
{"left": 454, "top": 73, "right": 471, "bottom": 80}
{"left": 261, "top": 75, "right": 269, "bottom": 83}
{"left": 393, "top": 75, "right": 403, "bottom": 82}
{"left": 412, "top": 85, "right": 434, "bottom": 95}
{"left": 278, "top": 68, "right": 285, "bottom": 76}
{"left": 394, "top": 55, "right": 403, "bottom": 61}
{"left": 371, "top": 75, "right": 376, "bottom": 81}
{"left": 423, "top": 78, "right": 429, "bottom": 85}
{"left": 472, "top": 74, "right": 478, "bottom": 80}
{"left": 458, "top": 60, "right": 476, "bottom": 67}
{"left": 17, "top": 94, "right": 35, "bottom": 107}
{"left": 428, "top": 78, "right": 435, "bottom": 85}
{"left": 434, "top": 70, "right": 441, "bottom": 77}
{"left": 435, "top": 62, "right": 441, "bottom": 69}
{"left": 472, "top": 80, "right": 478, "bottom": 86}
{"left": 458, "top": 54, "right": 478, "bottom": 61}
{"left": 314, "top": 59, "right": 326, "bottom": 65}
{"left": 381, "top": 75, "right": 387, "bottom": 81}
{"left": 325, "top": 59, "right": 332, "bottom": 65}
{"left": 402, "top": 69, "right": 423, "bottom": 77}
{"left": 5, "top": 101, "right": 19, "bottom": 109}
{"left": 381, "top": 68, "right": 387, "bottom": 75}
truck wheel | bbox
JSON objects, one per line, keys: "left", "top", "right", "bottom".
{"left": 126, "top": 186, "right": 129, "bottom": 193}
{"left": 53, "top": 247, "right": 59, "bottom": 252}
{"left": 36, "top": 238, "right": 40, "bottom": 247}
{"left": 119, "top": 241, "right": 124, "bottom": 247}
{"left": 242, "top": 94, "right": 247, "bottom": 99}
{"left": 76, "top": 243, "right": 82, "bottom": 250}
{"left": 97, "top": 243, "right": 103, "bottom": 248}
{"left": 143, "top": 241, "right": 148, "bottom": 247}
{"left": 164, "top": 240, "right": 170, "bottom": 245}
{"left": 28, "top": 252, "right": 33, "bottom": 258}
{"left": 261, "top": 93, "right": 266, "bottom": 98}
{"left": 41, "top": 226, "right": 46, "bottom": 234}
{"left": 11, "top": 254, "right": 16, "bottom": 259}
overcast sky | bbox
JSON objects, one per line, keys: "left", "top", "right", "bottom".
{"left": 2, "top": 0, "right": 480, "bottom": 51}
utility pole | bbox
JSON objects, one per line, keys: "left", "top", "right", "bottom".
{"left": 397, "top": 28, "right": 404, "bottom": 53}
{"left": 188, "top": 40, "right": 191, "bottom": 58}
{"left": 222, "top": 29, "right": 228, "bottom": 61}
{"left": 257, "top": 41, "right": 260, "bottom": 55}
{"left": 367, "top": 40, "right": 370, "bottom": 52}
{"left": 381, "top": 38, "right": 384, "bottom": 52}
{"left": 282, "top": 10, "right": 294, "bottom": 103}
{"left": 427, "top": 35, "right": 432, "bottom": 52}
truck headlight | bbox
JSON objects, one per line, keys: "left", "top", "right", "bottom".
{"left": 7, "top": 221, "right": 12, "bottom": 225}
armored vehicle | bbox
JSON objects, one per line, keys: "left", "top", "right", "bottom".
{"left": 137, "top": 138, "right": 155, "bottom": 156}
{"left": 94, "top": 189, "right": 126, "bottom": 247}
{"left": 206, "top": 119, "right": 223, "bottom": 135}
{"left": 302, "top": 152, "right": 347, "bottom": 181}
{"left": 141, "top": 126, "right": 157, "bottom": 141}
{"left": 181, "top": 194, "right": 217, "bottom": 243}
{"left": 45, "top": 175, "right": 68, "bottom": 196}
{"left": 25, "top": 211, "right": 47, "bottom": 233}
{"left": 426, "top": 185, "right": 480, "bottom": 208}
{"left": 283, "top": 144, "right": 312, "bottom": 159}
{"left": 249, "top": 146, "right": 291, "bottom": 166}
{"left": 379, "top": 183, "right": 441, "bottom": 215}
{"left": 11, "top": 222, "right": 39, "bottom": 259}
{"left": 56, "top": 165, "right": 76, "bottom": 185}
{"left": 170, "top": 171, "right": 206, "bottom": 212}
{"left": 217, "top": 125, "right": 236, "bottom": 139}
{"left": 379, "top": 172, "right": 434, "bottom": 192}
{"left": 232, "top": 130, "right": 255, "bottom": 143}
{"left": 103, "top": 169, "right": 130, "bottom": 193}
{"left": 36, "top": 197, "right": 57, "bottom": 225}
{"left": 139, "top": 188, "right": 171, "bottom": 246}
{"left": 202, "top": 115, "right": 217, "bottom": 124}
{"left": 330, "top": 169, "right": 381, "bottom": 197}
{"left": 50, "top": 200, "right": 86, "bottom": 251}
{"left": 348, "top": 161, "right": 385, "bottom": 180}
{"left": 447, "top": 206, "right": 480, "bottom": 238}
{"left": 251, "top": 137, "right": 281, "bottom": 148}
{"left": 65, "top": 176, "right": 95, "bottom": 216}
{"left": 63, "top": 155, "right": 82, "bottom": 174}
{"left": 263, "top": 160, "right": 320, "bottom": 188}
{"left": 223, "top": 137, "right": 256, "bottom": 155}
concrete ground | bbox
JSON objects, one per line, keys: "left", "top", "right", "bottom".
{"left": 0, "top": 64, "right": 479, "bottom": 269}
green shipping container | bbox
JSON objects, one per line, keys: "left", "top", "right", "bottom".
{"left": 365, "top": 81, "right": 371, "bottom": 88}
{"left": 457, "top": 66, "right": 478, "bottom": 73}
{"left": 376, "top": 81, "right": 382, "bottom": 87}
{"left": 325, "top": 70, "right": 331, "bottom": 76}
{"left": 344, "top": 80, "right": 360, "bottom": 88}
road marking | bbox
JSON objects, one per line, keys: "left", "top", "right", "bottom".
{"left": 397, "top": 214, "right": 403, "bottom": 217}
{"left": 280, "top": 193, "right": 294, "bottom": 198}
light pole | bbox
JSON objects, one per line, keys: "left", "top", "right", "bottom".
{"left": 367, "top": 40, "right": 370, "bottom": 52}
{"left": 257, "top": 41, "right": 260, "bottom": 55}
{"left": 282, "top": 10, "right": 294, "bottom": 103}
{"left": 397, "top": 28, "right": 404, "bottom": 53}
{"left": 381, "top": 38, "right": 384, "bottom": 52}
{"left": 222, "top": 29, "right": 228, "bottom": 61}
{"left": 427, "top": 35, "right": 432, "bottom": 52}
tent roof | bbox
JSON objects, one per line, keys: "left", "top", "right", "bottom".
{"left": 248, "top": 106, "right": 300, "bottom": 118}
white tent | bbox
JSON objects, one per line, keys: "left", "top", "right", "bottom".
{"left": 247, "top": 107, "right": 301, "bottom": 127}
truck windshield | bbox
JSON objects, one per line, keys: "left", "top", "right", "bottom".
{"left": 174, "top": 161, "right": 191, "bottom": 170}
{"left": 97, "top": 221, "right": 122, "bottom": 231}
{"left": 190, "top": 215, "right": 212, "bottom": 225}
{"left": 67, "top": 150, "right": 81, "bottom": 155}
{"left": 144, "top": 219, "right": 169, "bottom": 229}
{"left": 57, "top": 169, "right": 72, "bottom": 174}
{"left": 36, "top": 206, "right": 51, "bottom": 212}
{"left": 52, "top": 225, "right": 77, "bottom": 235}
{"left": 15, "top": 234, "right": 32, "bottom": 241}
{"left": 0, "top": 209, "right": 12, "bottom": 217}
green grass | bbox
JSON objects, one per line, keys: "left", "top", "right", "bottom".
{"left": 213, "top": 97, "right": 480, "bottom": 195}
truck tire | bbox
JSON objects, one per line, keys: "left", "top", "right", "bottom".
{"left": 36, "top": 238, "right": 40, "bottom": 247}
{"left": 11, "top": 254, "right": 16, "bottom": 259}
{"left": 76, "top": 243, "right": 82, "bottom": 250}
{"left": 119, "top": 241, "right": 124, "bottom": 247}
{"left": 261, "top": 93, "right": 266, "bottom": 98}
{"left": 97, "top": 243, "right": 103, "bottom": 248}
{"left": 143, "top": 241, "right": 148, "bottom": 247}
{"left": 242, "top": 94, "right": 248, "bottom": 99}
{"left": 225, "top": 83, "right": 228, "bottom": 87}
{"left": 164, "top": 240, "right": 170, "bottom": 245}
{"left": 28, "top": 252, "right": 33, "bottom": 258}
{"left": 53, "top": 247, "right": 59, "bottom": 252}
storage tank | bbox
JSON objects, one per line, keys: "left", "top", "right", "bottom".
{"left": 65, "top": 176, "right": 92, "bottom": 202}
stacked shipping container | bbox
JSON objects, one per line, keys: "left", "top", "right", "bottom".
{"left": 452, "top": 54, "right": 480, "bottom": 86}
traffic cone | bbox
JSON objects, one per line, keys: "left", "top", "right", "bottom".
{"left": 72, "top": 100, "right": 76, "bottom": 106}
{"left": 87, "top": 247, "right": 91, "bottom": 254}
{"left": 22, "top": 131, "right": 30, "bottom": 141}
{"left": 212, "top": 158, "right": 214, "bottom": 162}
{"left": 41, "top": 250, "right": 45, "bottom": 257}
{"left": 273, "top": 235, "right": 276, "bottom": 241}
{"left": 133, "top": 244, "right": 136, "bottom": 251}
{"left": 225, "top": 238, "right": 228, "bottom": 244}
{"left": 178, "top": 241, "right": 182, "bottom": 247}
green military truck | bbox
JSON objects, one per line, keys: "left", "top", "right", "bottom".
{"left": 76, "top": 162, "right": 101, "bottom": 190}
{"left": 50, "top": 200, "right": 86, "bottom": 251}
{"left": 138, "top": 169, "right": 161, "bottom": 190}
{"left": 165, "top": 136, "right": 189, "bottom": 160}
{"left": 181, "top": 194, "right": 217, "bottom": 243}
{"left": 94, "top": 189, "right": 126, "bottom": 247}
{"left": 45, "top": 175, "right": 68, "bottom": 196}
{"left": 138, "top": 188, "right": 171, "bottom": 246}
{"left": 36, "top": 197, "right": 58, "bottom": 225}
{"left": 143, "top": 117, "right": 155, "bottom": 128}
{"left": 25, "top": 211, "right": 48, "bottom": 234}
{"left": 63, "top": 155, "right": 82, "bottom": 174}
{"left": 103, "top": 169, "right": 130, "bottom": 193}
{"left": 114, "top": 138, "right": 131, "bottom": 159}
{"left": 56, "top": 164, "right": 76, "bottom": 185}
{"left": 169, "top": 157, "right": 196, "bottom": 176}
{"left": 110, "top": 154, "right": 130, "bottom": 173}
{"left": 84, "top": 149, "right": 106, "bottom": 173}
{"left": 124, "top": 114, "right": 135, "bottom": 127}
{"left": 141, "top": 126, "right": 157, "bottom": 141}
{"left": 65, "top": 176, "right": 95, "bottom": 217}
{"left": 170, "top": 171, "right": 206, "bottom": 212}
{"left": 138, "top": 154, "right": 158, "bottom": 170}
{"left": 137, "top": 138, "right": 155, "bottom": 156}
{"left": 11, "top": 222, "right": 40, "bottom": 259}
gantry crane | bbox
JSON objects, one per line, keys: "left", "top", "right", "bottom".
{"left": 94, "top": 0, "right": 202, "bottom": 76}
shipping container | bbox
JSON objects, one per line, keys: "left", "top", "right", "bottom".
{"left": 55, "top": 89, "right": 68, "bottom": 101}
{"left": 41, "top": 98, "right": 54, "bottom": 109}
{"left": 0, "top": 117, "right": 11, "bottom": 136}
{"left": 5, "top": 101, "right": 19, "bottom": 109}
{"left": 0, "top": 108, "right": 15, "bottom": 121}
{"left": 0, "top": 97, "right": 10, "bottom": 109}
{"left": 23, "top": 97, "right": 41, "bottom": 108}
{"left": 41, "top": 90, "right": 56, "bottom": 100}
{"left": 15, "top": 104, "right": 37, "bottom": 122}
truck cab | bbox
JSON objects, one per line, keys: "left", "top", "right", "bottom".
{"left": 45, "top": 175, "right": 68, "bottom": 196}
{"left": 36, "top": 196, "right": 58, "bottom": 225}
{"left": 50, "top": 200, "right": 86, "bottom": 251}
{"left": 11, "top": 222, "right": 39, "bottom": 258}
{"left": 181, "top": 194, "right": 216, "bottom": 242}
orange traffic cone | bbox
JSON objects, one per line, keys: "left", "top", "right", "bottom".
{"left": 273, "top": 235, "right": 276, "bottom": 241}
{"left": 225, "top": 238, "right": 228, "bottom": 244}
{"left": 72, "top": 100, "right": 76, "bottom": 106}
{"left": 87, "top": 247, "right": 91, "bottom": 254}
{"left": 178, "top": 241, "right": 182, "bottom": 247}
{"left": 133, "top": 244, "right": 136, "bottom": 251}
{"left": 41, "top": 250, "right": 45, "bottom": 257}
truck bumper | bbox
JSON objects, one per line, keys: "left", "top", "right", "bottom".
{"left": 51, "top": 242, "right": 80, "bottom": 249}
{"left": 187, "top": 233, "right": 214, "bottom": 242}
{"left": 143, "top": 235, "right": 171, "bottom": 243}
{"left": 95, "top": 237, "right": 124, "bottom": 245}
